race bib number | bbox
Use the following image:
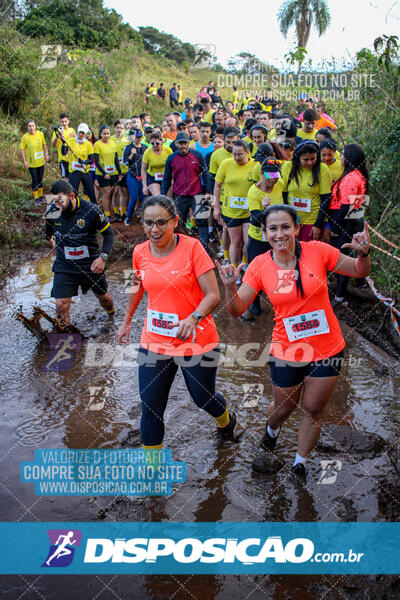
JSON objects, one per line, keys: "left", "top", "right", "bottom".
{"left": 229, "top": 196, "right": 248, "bottom": 210}
{"left": 290, "top": 197, "right": 311, "bottom": 212}
{"left": 147, "top": 309, "right": 179, "bottom": 337}
{"left": 71, "top": 160, "right": 85, "bottom": 172}
{"left": 105, "top": 165, "right": 116, "bottom": 174}
{"left": 283, "top": 309, "right": 330, "bottom": 342}
{"left": 34, "top": 151, "right": 44, "bottom": 160}
{"left": 64, "top": 246, "right": 89, "bottom": 260}
{"left": 154, "top": 172, "right": 164, "bottom": 181}
{"left": 89, "top": 163, "right": 96, "bottom": 171}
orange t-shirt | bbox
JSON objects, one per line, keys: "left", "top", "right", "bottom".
{"left": 242, "top": 241, "right": 345, "bottom": 362}
{"left": 163, "top": 131, "right": 177, "bottom": 140}
{"left": 329, "top": 169, "right": 367, "bottom": 210}
{"left": 316, "top": 116, "right": 336, "bottom": 130}
{"left": 132, "top": 234, "right": 219, "bottom": 356}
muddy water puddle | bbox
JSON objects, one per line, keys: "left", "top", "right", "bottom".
{"left": 0, "top": 256, "right": 399, "bottom": 599}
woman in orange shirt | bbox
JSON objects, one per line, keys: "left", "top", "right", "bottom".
{"left": 216, "top": 204, "right": 371, "bottom": 480}
{"left": 116, "top": 195, "right": 235, "bottom": 448}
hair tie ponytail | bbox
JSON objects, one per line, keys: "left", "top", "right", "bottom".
{"left": 294, "top": 238, "right": 304, "bottom": 297}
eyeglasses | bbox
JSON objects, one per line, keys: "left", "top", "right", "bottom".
{"left": 141, "top": 217, "right": 174, "bottom": 229}
{"left": 151, "top": 141, "right": 161, "bottom": 145}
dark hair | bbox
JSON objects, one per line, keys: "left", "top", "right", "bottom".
{"left": 290, "top": 141, "right": 321, "bottom": 186}
{"left": 224, "top": 126, "right": 239, "bottom": 139}
{"left": 26, "top": 119, "right": 35, "bottom": 126}
{"left": 303, "top": 108, "right": 317, "bottom": 122}
{"left": 113, "top": 120, "right": 122, "bottom": 127}
{"left": 233, "top": 140, "right": 249, "bottom": 153}
{"left": 199, "top": 121, "right": 211, "bottom": 129}
{"left": 250, "top": 124, "right": 268, "bottom": 139}
{"left": 88, "top": 127, "right": 97, "bottom": 143}
{"left": 320, "top": 139, "right": 337, "bottom": 151}
{"left": 142, "top": 195, "right": 186, "bottom": 233}
{"left": 261, "top": 205, "right": 304, "bottom": 297}
{"left": 59, "top": 113, "right": 69, "bottom": 120}
{"left": 99, "top": 124, "right": 110, "bottom": 137}
{"left": 244, "top": 118, "right": 258, "bottom": 133}
{"left": 214, "top": 126, "right": 225, "bottom": 136}
{"left": 200, "top": 97, "right": 210, "bottom": 105}
{"left": 254, "top": 142, "right": 275, "bottom": 163}
{"left": 316, "top": 126, "right": 332, "bottom": 139}
{"left": 333, "top": 143, "right": 369, "bottom": 196}
{"left": 139, "top": 112, "right": 150, "bottom": 120}
{"left": 150, "top": 131, "right": 162, "bottom": 141}
{"left": 193, "top": 103, "right": 203, "bottom": 111}
{"left": 131, "top": 114, "right": 139, "bottom": 120}
{"left": 51, "top": 180, "right": 74, "bottom": 195}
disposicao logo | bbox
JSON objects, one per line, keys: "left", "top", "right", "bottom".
{"left": 42, "top": 529, "right": 82, "bottom": 567}
{"left": 83, "top": 536, "right": 315, "bottom": 564}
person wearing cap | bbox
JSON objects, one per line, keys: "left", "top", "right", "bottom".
{"left": 45, "top": 179, "right": 115, "bottom": 325}
{"left": 142, "top": 125, "right": 153, "bottom": 148}
{"left": 141, "top": 132, "right": 173, "bottom": 197}
{"left": 180, "top": 98, "right": 192, "bottom": 120}
{"left": 64, "top": 122, "right": 96, "bottom": 204}
{"left": 123, "top": 129, "right": 147, "bottom": 225}
{"left": 161, "top": 132, "right": 212, "bottom": 248}
{"left": 281, "top": 140, "right": 332, "bottom": 242}
{"left": 245, "top": 157, "right": 284, "bottom": 319}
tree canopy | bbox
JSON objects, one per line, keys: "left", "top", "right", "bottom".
{"left": 278, "top": 0, "right": 331, "bottom": 49}
{"left": 138, "top": 26, "right": 198, "bottom": 66}
{"left": 16, "top": 0, "right": 143, "bottom": 51}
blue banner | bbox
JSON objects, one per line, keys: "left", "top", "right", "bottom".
{"left": 0, "top": 522, "right": 399, "bottom": 574}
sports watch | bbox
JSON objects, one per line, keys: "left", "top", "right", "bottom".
{"left": 100, "top": 253, "right": 109, "bottom": 261}
{"left": 191, "top": 310, "right": 204, "bottom": 322}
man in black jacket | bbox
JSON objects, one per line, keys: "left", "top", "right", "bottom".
{"left": 45, "top": 180, "right": 114, "bottom": 324}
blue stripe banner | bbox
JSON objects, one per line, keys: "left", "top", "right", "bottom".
{"left": 0, "top": 522, "right": 399, "bottom": 574}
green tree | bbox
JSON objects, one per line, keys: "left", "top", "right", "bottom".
{"left": 17, "top": 0, "right": 143, "bottom": 51}
{"left": 278, "top": 0, "right": 331, "bottom": 75}
{"left": 139, "top": 26, "right": 195, "bottom": 64}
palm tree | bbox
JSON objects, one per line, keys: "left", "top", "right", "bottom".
{"left": 278, "top": 0, "right": 331, "bottom": 74}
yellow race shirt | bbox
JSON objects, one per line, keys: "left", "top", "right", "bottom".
{"left": 209, "top": 147, "right": 232, "bottom": 176}
{"left": 327, "top": 158, "right": 344, "bottom": 183}
{"left": 267, "top": 128, "right": 276, "bottom": 141}
{"left": 20, "top": 131, "right": 46, "bottom": 168}
{"left": 111, "top": 135, "right": 129, "bottom": 174}
{"left": 178, "top": 89, "right": 183, "bottom": 103}
{"left": 51, "top": 127, "right": 76, "bottom": 162}
{"left": 203, "top": 109, "right": 215, "bottom": 124}
{"left": 67, "top": 139, "right": 93, "bottom": 174}
{"left": 215, "top": 158, "right": 255, "bottom": 219}
{"left": 248, "top": 181, "right": 284, "bottom": 240}
{"left": 142, "top": 146, "right": 172, "bottom": 178}
{"left": 232, "top": 91, "right": 239, "bottom": 103}
{"left": 296, "top": 128, "right": 317, "bottom": 141}
{"left": 93, "top": 139, "right": 118, "bottom": 176}
{"left": 281, "top": 161, "right": 332, "bottom": 225}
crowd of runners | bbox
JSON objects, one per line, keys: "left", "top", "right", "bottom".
{"left": 19, "top": 81, "right": 372, "bottom": 480}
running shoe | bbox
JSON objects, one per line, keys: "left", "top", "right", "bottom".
{"left": 216, "top": 412, "right": 236, "bottom": 440}
{"left": 331, "top": 296, "right": 348, "bottom": 308}
{"left": 124, "top": 218, "right": 131, "bottom": 226}
{"left": 260, "top": 422, "right": 280, "bottom": 451}
{"left": 291, "top": 463, "right": 307, "bottom": 482}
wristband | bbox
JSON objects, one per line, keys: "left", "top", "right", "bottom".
{"left": 358, "top": 248, "right": 370, "bottom": 258}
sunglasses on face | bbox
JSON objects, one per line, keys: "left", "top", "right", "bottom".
{"left": 141, "top": 217, "right": 174, "bottom": 229}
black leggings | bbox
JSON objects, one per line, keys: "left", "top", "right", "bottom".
{"left": 69, "top": 170, "right": 97, "bottom": 203}
{"left": 332, "top": 218, "right": 364, "bottom": 298}
{"left": 28, "top": 166, "right": 44, "bottom": 191}
{"left": 138, "top": 346, "right": 226, "bottom": 446}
